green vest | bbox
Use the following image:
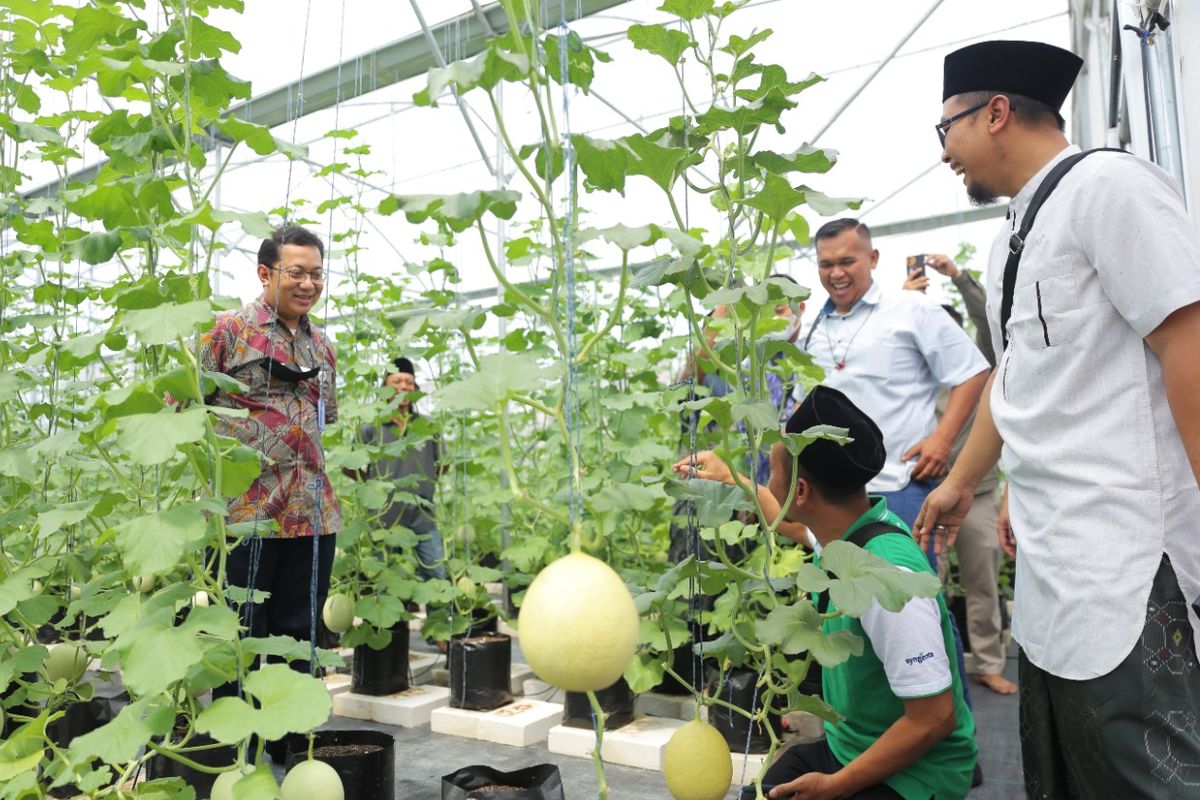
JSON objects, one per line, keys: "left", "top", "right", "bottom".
{"left": 814, "top": 497, "right": 977, "bottom": 800}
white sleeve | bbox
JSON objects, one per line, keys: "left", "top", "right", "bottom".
{"left": 859, "top": 567, "right": 953, "bottom": 699}
{"left": 1077, "top": 155, "right": 1200, "bottom": 338}
{"left": 909, "top": 296, "right": 990, "bottom": 389}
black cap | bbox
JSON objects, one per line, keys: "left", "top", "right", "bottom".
{"left": 785, "top": 386, "right": 886, "bottom": 492}
{"left": 392, "top": 356, "right": 415, "bottom": 375}
{"left": 943, "top": 40, "right": 1082, "bottom": 111}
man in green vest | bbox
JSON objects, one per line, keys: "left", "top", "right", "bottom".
{"left": 686, "top": 386, "right": 976, "bottom": 799}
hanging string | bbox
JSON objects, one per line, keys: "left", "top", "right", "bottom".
{"left": 282, "top": 0, "right": 314, "bottom": 218}
{"left": 556, "top": 14, "right": 583, "bottom": 531}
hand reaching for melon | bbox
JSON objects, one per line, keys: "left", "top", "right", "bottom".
{"left": 767, "top": 771, "right": 843, "bottom": 799}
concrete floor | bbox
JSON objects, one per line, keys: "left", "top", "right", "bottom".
{"left": 316, "top": 642, "right": 1024, "bottom": 800}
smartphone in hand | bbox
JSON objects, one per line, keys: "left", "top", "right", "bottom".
{"left": 906, "top": 254, "right": 927, "bottom": 291}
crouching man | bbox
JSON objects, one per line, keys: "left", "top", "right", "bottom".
{"left": 679, "top": 386, "right": 977, "bottom": 799}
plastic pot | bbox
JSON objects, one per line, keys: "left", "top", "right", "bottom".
{"left": 562, "top": 676, "right": 635, "bottom": 730}
{"left": 283, "top": 729, "right": 394, "bottom": 800}
{"left": 351, "top": 623, "right": 410, "bottom": 696}
{"left": 449, "top": 633, "right": 512, "bottom": 711}
{"left": 145, "top": 729, "right": 236, "bottom": 795}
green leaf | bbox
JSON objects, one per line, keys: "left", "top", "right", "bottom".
{"left": 590, "top": 482, "right": 664, "bottom": 513}
{"left": 624, "top": 651, "right": 665, "bottom": 694}
{"left": 38, "top": 499, "right": 97, "bottom": 537}
{"left": 580, "top": 223, "right": 661, "bottom": 251}
{"left": 663, "top": 478, "right": 751, "bottom": 527}
{"left": 0, "top": 713, "right": 48, "bottom": 782}
{"left": 115, "top": 503, "right": 209, "bottom": 576}
{"left": 121, "top": 299, "right": 212, "bottom": 346}
{"left": 821, "top": 540, "right": 941, "bottom": 617}
{"left": 797, "top": 185, "right": 864, "bottom": 216}
{"left": 618, "top": 132, "right": 699, "bottom": 194}
{"left": 378, "top": 190, "right": 520, "bottom": 233}
{"left": 730, "top": 399, "right": 779, "bottom": 431}
{"left": 627, "top": 24, "right": 692, "bottom": 66}
{"left": 68, "top": 698, "right": 175, "bottom": 765}
{"left": 543, "top": 32, "right": 608, "bottom": 94}
{"left": 0, "top": 448, "right": 35, "bottom": 483}
{"left": 67, "top": 230, "right": 122, "bottom": 265}
{"left": 658, "top": 0, "right": 715, "bottom": 19}
{"left": 572, "top": 134, "right": 628, "bottom": 193}
{"left": 720, "top": 28, "right": 772, "bottom": 57}
{"left": 434, "top": 353, "right": 560, "bottom": 412}
{"left": 116, "top": 407, "right": 208, "bottom": 465}
{"left": 755, "top": 601, "right": 863, "bottom": 667}
{"left": 413, "top": 45, "right": 529, "bottom": 105}
{"left": 752, "top": 145, "right": 838, "bottom": 175}
{"left": 742, "top": 173, "right": 807, "bottom": 224}
{"left": 794, "top": 563, "right": 830, "bottom": 593}
{"left": 196, "top": 664, "right": 331, "bottom": 743}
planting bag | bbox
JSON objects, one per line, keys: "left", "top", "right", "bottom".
{"left": 449, "top": 633, "right": 512, "bottom": 711}
{"left": 351, "top": 623, "right": 410, "bottom": 696}
{"left": 562, "top": 677, "right": 634, "bottom": 730}
{"left": 441, "top": 764, "right": 565, "bottom": 800}
{"left": 284, "top": 729, "right": 395, "bottom": 800}
{"left": 708, "top": 667, "right": 782, "bottom": 754}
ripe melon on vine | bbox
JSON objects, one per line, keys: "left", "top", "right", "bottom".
{"left": 44, "top": 643, "right": 87, "bottom": 684}
{"left": 518, "top": 552, "right": 638, "bottom": 692}
{"left": 662, "top": 718, "right": 733, "bottom": 800}
{"left": 281, "top": 759, "right": 344, "bottom": 800}
{"left": 322, "top": 593, "right": 354, "bottom": 634}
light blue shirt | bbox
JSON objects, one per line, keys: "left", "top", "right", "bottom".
{"left": 796, "top": 281, "right": 988, "bottom": 493}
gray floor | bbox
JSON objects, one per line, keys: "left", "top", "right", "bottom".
{"left": 319, "top": 644, "right": 1024, "bottom": 800}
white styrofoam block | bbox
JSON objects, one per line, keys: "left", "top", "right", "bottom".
{"left": 497, "top": 619, "right": 519, "bottom": 639}
{"left": 475, "top": 699, "right": 563, "bottom": 747}
{"left": 368, "top": 685, "right": 451, "bottom": 727}
{"left": 509, "top": 662, "right": 533, "bottom": 688}
{"left": 431, "top": 705, "right": 482, "bottom": 739}
{"left": 332, "top": 691, "right": 373, "bottom": 721}
{"left": 635, "top": 691, "right": 698, "bottom": 721}
{"left": 522, "top": 678, "right": 565, "bottom": 703}
{"left": 407, "top": 612, "right": 427, "bottom": 633}
{"left": 730, "top": 752, "right": 771, "bottom": 787}
{"left": 408, "top": 651, "right": 441, "bottom": 685}
{"left": 549, "top": 716, "right": 685, "bottom": 771}
{"left": 323, "top": 673, "right": 352, "bottom": 696}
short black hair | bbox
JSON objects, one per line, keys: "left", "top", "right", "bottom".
{"left": 769, "top": 272, "right": 800, "bottom": 285}
{"left": 813, "top": 218, "right": 871, "bottom": 247}
{"left": 957, "top": 90, "right": 1065, "bottom": 132}
{"left": 776, "top": 443, "right": 866, "bottom": 506}
{"left": 258, "top": 225, "right": 325, "bottom": 268}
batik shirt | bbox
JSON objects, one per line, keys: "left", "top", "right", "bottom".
{"left": 199, "top": 298, "right": 341, "bottom": 538}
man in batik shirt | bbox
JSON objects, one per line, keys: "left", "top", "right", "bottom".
{"left": 200, "top": 224, "right": 339, "bottom": 675}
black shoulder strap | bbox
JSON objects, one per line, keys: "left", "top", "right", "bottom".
{"left": 1000, "top": 147, "right": 1127, "bottom": 351}
{"left": 816, "top": 520, "right": 909, "bottom": 614}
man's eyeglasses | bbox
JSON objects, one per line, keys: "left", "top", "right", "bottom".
{"left": 272, "top": 266, "right": 325, "bottom": 284}
{"left": 935, "top": 100, "right": 990, "bottom": 147}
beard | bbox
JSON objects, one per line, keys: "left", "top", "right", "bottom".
{"left": 967, "top": 177, "right": 1001, "bottom": 206}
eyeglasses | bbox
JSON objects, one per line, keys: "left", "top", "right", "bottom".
{"left": 272, "top": 266, "right": 325, "bottom": 284}
{"left": 935, "top": 100, "right": 990, "bottom": 147}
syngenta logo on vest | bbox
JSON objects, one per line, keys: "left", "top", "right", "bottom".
{"left": 905, "top": 651, "right": 936, "bottom": 666}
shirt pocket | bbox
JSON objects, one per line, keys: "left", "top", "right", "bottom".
{"left": 1013, "top": 270, "right": 1084, "bottom": 349}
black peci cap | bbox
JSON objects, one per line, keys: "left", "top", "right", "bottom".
{"left": 392, "top": 356, "right": 416, "bottom": 375}
{"left": 785, "top": 386, "right": 886, "bottom": 492}
{"left": 943, "top": 40, "right": 1083, "bottom": 111}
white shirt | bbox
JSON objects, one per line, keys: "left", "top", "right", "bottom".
{"left": 799, "top": 283, "right": 989, "bottom": 493}
{"left": 987, "top": 145, "right": 1200, "bottom": 679}
{"left": 861, "top": 568, "right": 953, "bottom": 699}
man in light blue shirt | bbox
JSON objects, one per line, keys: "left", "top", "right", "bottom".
{"left": 800, "top": 219, "right": 989, "bottom": 529}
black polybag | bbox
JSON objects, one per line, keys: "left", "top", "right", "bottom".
{"left": 449, "top": 633, "right": 513, "bottom": 711}
{"left": 441, "top": 764, "right": 565, "bottom": 800}
{"left": 708, "top": 667, "right": 782, "bottom": 754}
{"left": 562, "top": 677, "right": 635, "bottom": 730}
